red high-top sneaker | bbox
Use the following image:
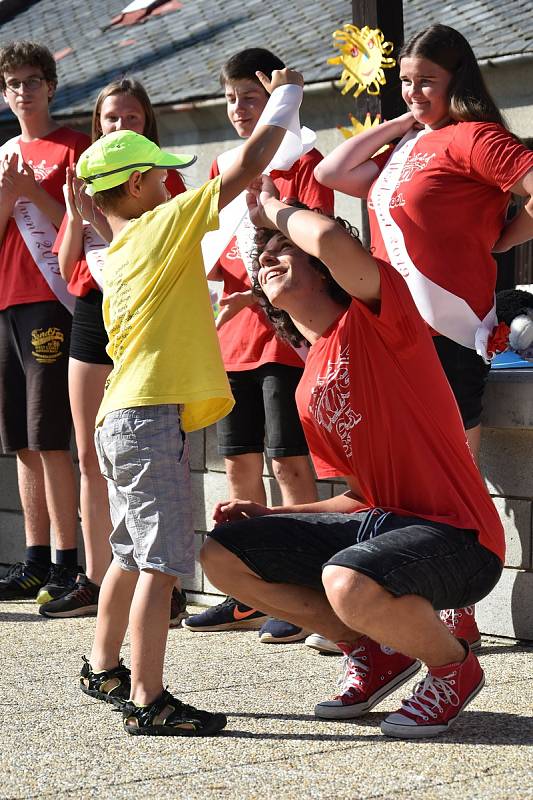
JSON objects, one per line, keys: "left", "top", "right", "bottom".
{"left": 314, "top": 636, "right": 421, "bottom": 720}
{"left": 439, "top": 606, "right": 481, "bottom": 651}
{"left": 381, "top": 643, "right": 484, "bottom": 738}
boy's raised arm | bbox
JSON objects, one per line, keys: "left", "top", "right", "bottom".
{"left": 218, "top": 68, "right": 303, "bottom": 211}
{"left": 247, "top": 176, "right": 381, "bottom": 306}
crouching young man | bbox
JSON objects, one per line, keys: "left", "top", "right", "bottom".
{"left": 200, "top": 176, "right": 504, "bottom": 739}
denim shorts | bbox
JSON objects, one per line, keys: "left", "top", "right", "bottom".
{"left": 216, "top": 363, "right": 309, "bottom": 458}
{"left": 95, "top": 404, "right": 195, "bottom": 576}
{"left": 209, "top": 508, "right": 503, "bottom": 611}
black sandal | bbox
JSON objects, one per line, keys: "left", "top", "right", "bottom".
{"left": 122, "top": 688, "right": 227, "bottom": 737}
{"left": 80, "top": 656, "right": 131, "bottom": 708}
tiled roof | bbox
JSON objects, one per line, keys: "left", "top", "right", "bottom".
{"left": 0, "top": 0, "right": 531, "bottom": 119}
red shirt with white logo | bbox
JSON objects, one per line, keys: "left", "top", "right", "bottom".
{"left": 296, "top": 260, "right": 504, "bottom": 561}
{"left": 53, "top": 167, "right": 187, "bottom": 298}
{"left": 368, "top": 122, "right": 533, "bottom": 320}
{"left": 211, "top": 149, "right": 334, "bottom": 371}
{"left": 0, "top": 127, "right": 90, "bottom": 310}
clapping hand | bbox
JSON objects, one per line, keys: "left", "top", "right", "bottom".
{"left": 0, "top": 152, "right": 37, "bottom": 203}
{"left": 64, "top": 165, "right": 98, "bottom": 223}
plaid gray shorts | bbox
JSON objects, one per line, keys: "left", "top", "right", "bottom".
{"left": 95, "top": 404, "right": 195, "bottom": 577}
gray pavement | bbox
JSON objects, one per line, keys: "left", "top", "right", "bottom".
{"left": 1, "top": 601, "right": 532, "bottom": 800}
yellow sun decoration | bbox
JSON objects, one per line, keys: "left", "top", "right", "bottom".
{"left": 329, "top": 24, "right": 396, "bottom": 98}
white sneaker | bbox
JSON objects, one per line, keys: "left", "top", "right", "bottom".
{"left": 304, "top": 633, "right": 342, "bottom": 654}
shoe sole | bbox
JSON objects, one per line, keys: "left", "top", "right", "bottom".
{"left": 305, "top": 635, "right": 342, "bottom": 655}
{"left": 80, "top": 684, "right": 128, "bottom": 709}
{"left": 39, "top": 604, "right": 98, "bottom": 618}
{"left": 467, "top": 638, "right": 482, "bottom": 652}
{"left": 124, "top": 713, "right": 228, "bottom": 737}
{"left": 380, "top": 673, "right": 486, "bottom": 738}
{"left": 182, "top": 617, "right": 267, "bottom": 632}
{"left": 0, "top": 592, "right": 40, "bottom": 601}
{"left": 315, "top": 660, "right": 423, "bottom": 720}
{"left": 169, "top": 610, "right": 189, "bottom": 628}
{"left": 259, "top": 630, "right": 310, "bottom": 643}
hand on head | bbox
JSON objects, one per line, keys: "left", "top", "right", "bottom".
{"left": 255, "top": 67, "right": 304, "bottom": 95}
{"left": 246, "top": 174, "right": 279, "bottom": 229}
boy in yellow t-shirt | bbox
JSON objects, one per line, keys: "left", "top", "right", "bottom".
{"left": 75, "top": 67, "right": 304, "bottom": 737}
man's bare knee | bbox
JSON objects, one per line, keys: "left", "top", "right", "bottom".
{"left": 200, "top": 538, "right": 230, "bottom": 577}
{"left": 323, "top": 566, "right": 386, "bottom": 626}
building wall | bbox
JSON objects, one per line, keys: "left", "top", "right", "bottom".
{"left": 1, "top": 373, "right": 532, "bottom": 642}
{"left": 0, "top": 72, "right": 532, "bottom": 635}
{"left": 155, "top": 83, "right": 365, "bottom": 230}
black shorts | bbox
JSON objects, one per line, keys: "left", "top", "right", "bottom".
{"left": 209, "top": 509, "right": 503, "bottom": 611}
{"left": 216, "top": 363, "right": 309, "bottom": 458}
{"left": 0, "top": 301, "right": 73, "bottom": 452}
{"left": 433, "top": 335, "right": 491, "bottom": 429}
{"left": 69, "top": 290, "right": 112, "bottom": 365}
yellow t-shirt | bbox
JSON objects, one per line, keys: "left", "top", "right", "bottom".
{"left": 96, "top": 176, "right": 234, "bottom": 431}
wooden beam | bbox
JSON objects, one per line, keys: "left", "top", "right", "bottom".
{"left": 350, "top": 0, "right": 405, "bottom": 243}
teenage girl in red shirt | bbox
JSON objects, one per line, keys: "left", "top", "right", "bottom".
{"left": 315, "top": 24, "right": 533, "bottom": 644}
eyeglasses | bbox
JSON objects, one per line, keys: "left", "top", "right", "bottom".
{"left": 5, "top": 76, "right": 46, "bottom": 93}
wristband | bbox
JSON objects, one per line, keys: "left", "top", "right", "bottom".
{"left": 255, "top": 84, "right": 313, "bottom": 173}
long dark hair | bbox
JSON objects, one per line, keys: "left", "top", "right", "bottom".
{"left": 400, "top": 24, "right": 506, "bottom": 128}
{"left": 91, "top": 77, "right": 159, "bottom": 143}
{"left": 251, "top": 209, "right": 353, "bottom": 348}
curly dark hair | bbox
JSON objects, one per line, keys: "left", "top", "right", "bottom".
{"left": 0, "top": 41, "right": 57, "bottom": 93}
{"left": 250, "top": 205, "right": 355, "bottom": 347}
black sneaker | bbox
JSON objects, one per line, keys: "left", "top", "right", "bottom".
{"left": 169, "top": 588, "right": 189, "bottom": 628}
{"left": 258, "top": 618, "right": 309, "bottom": 643}
{"left": 122, "top": 688, "right": 227, "bottom": 737}
{"left": 80, "top": 656, "right": 131, "bottom": 708}
{"left": 36, "top": 563, "right": 82, "bottom": 605}
{"left": 182, "top": 596, "right": 268, "bottom": 632}
{"left": 39, "top": 574, "right": 99, "bottom": 618}
{"left": 0, "top": 561, "right": 48, "bottom": 600}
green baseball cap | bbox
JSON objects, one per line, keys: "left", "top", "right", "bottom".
{"left": 76, "top": 130, "right": 197, "bottom": 195}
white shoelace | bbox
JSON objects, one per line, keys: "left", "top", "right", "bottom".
{"left": 401, "top": 671, "right": 460, "bottom": 720}
{"left": 337, "top": 645, "right": 369, "bottom": 694}
{"left": 440, "top": 606, "right": 474, "bottom": 626}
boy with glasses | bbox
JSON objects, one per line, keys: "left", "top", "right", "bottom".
{"left": 0, "top": 41, "right": 89, "bottom": 605}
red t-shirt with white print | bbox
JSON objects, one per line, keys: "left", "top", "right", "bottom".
{"left": 0, "top": 127, "right": 90, "bottom": 311}
{"left": 211, "top": 148, "right": 335, "bottom": 371}
{"left": 368, "top": 122, "right": 533, "bottom": 321}
{"left": 52, "top": 167, "right": 187, "bottom": 298}
{"left": 296, "top": 260, "right": 505, "bottom": 562}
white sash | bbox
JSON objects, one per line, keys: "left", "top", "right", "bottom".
{"left": 0, "top": 137, "right": 75, "bottom": 313}
{"left": 370, "top": 128, "right": 496, "bottom": 362}
{"left": 201, "top": 82, "right": 315, "bottom": 276}
{"left": 82, "top": 224, "right": 107, "bottom": 290}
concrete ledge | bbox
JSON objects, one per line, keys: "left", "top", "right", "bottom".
{"left": 477, "top": 569, "right": 533, "bottom": 639}
{"left": 482, "top": 368, "right": 533, "bottom": 429}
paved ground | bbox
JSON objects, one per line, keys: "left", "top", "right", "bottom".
{"left": 1, "top": 600, "right": 532, "bottom": 800}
